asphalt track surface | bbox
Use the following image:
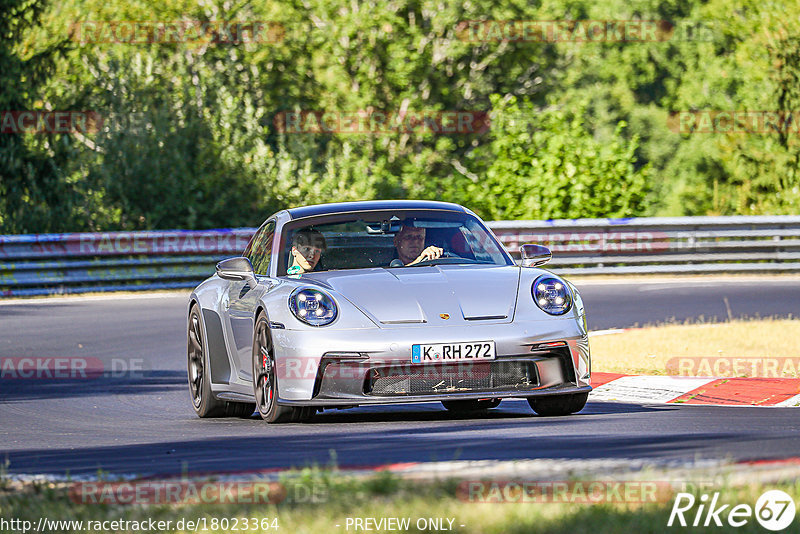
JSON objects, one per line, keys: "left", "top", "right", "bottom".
{"left": 2, "top": 277, "right": 799, "bottom": 477}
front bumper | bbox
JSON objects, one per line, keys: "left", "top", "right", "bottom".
{"left": 271, "top": 318, "right": 591, "bottom": 405}
{"left": 280, "top": 385, "right": 593, "bottom": 407}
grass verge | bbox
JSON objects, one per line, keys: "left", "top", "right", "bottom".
{"left": 2, "top": 469, "right": 800, "bottom": 533}
{"left": 590, "top": 318, "right": 800, "bottom": 376}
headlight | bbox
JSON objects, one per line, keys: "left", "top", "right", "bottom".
{"left": 289, "top": 288, "right": 338, "bottom": 326}
{"left": 532, "top": 275, "right": 572, "bottom": 315}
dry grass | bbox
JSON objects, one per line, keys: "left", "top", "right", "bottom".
{"left": 590, "top": 319, "right": 800, "bottom": 377}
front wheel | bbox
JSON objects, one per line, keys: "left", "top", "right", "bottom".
{"left": 252, "top": 312, "right": 314, "bottom": 423}
{"left": 188, "top": 304, "right": 254, "bottom": 418}
{"left": 527, "top": 392, "right": 588, "bottom": 416}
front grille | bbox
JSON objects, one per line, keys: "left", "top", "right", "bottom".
{"left": 365, "top": 360, "right": 537, "bottom": 396}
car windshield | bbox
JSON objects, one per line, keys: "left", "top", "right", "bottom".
{"left": 278, "top": 210, "right": 512, "bottom": 275}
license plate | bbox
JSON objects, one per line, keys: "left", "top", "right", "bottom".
{"left": 411, "top": 341, "right": 496, "bottom": 363}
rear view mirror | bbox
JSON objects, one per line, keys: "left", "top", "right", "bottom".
{"left": 216, "top": 257, "right": 256, "bottom": 283}
{"left": 520, "top": 244, "right": 552, "bottom": 267}
{"left": 366, "top": 219, "right": 402, "bottom": 234}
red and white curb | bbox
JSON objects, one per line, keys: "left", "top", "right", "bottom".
{"left": 590, "top": 372, "right": 800, "bottom": 406}
{"left": 12, "top": 457, "right": 800, "bottom": 486}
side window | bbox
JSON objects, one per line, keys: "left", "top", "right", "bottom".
{"left": 245, "top": 220, "right": 275, "bottom": 275}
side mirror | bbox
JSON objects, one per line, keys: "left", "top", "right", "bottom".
{"left": 520, "top": 244, "right": 552, "bottom": 267}
{"left": 216, "top": 257, "right": 256, "bottom": 283}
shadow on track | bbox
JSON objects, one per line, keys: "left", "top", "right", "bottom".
{"left": 0, "top": 371, "right": 186, "bottom": 402}
{"left": 294, "top": 400, "right": 665, "bottom": 425}
{"left": 2, "top": 402, "right": 721, "bottom": 478}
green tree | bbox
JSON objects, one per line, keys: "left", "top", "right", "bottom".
{"left": 463, "top": 95, "right": 650, "bottom": 220}
{"left": 0, "top": 0, "right": 76, "bottom": 233}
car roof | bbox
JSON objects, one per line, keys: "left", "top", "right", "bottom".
{"left": 286, "top": 200, "right": 468, "bottom": 220}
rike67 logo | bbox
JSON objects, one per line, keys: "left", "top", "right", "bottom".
{"left": 668, "top": 490, "right": 796, "bottom": 531}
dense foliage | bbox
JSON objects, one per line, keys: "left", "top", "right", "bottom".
{"left": 0, "top": 0, "right": 798, "bottom": 232}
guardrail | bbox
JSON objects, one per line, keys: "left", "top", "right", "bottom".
{"left": 0, "top": 230, "right": 254, "bottom": 297}
{"left": 492, "top": 215, "right": 800, "bottom": 275}
{"left": 2, "top": 215, "right": 799, "bottom": 297}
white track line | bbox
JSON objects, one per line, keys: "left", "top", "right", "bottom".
{"left": 590, "top": 376, "right": 717, "bottom": 403}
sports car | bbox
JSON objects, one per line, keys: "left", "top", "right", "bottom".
{"left": 187, "top": 200, "right": 591, "bottom": 422}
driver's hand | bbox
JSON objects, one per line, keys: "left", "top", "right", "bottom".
{"left": 409, "top": 246, "right": 444, "bottom": 265}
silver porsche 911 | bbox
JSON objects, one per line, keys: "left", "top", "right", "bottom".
{"left": 187, "top": 200, "right": 591, "bottom": 423}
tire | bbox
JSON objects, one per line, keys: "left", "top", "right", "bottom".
{"left": 442, "top": 398, "right": 501, "bottom": 413}
{"left": 188, "top": 304, "right": 255, "bottom": 418}
{"left": 527, "top": 392, "right": 588, "bottom": 416}
{"left": 252, "top": 312, "right": 313, "bottom": 423}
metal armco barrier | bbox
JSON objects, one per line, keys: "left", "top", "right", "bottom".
{"left": 2, "top": 216, "right": 799, "bottom": 297}
{"left": 0, "top": 229, "right": 254, "bottom": 297}
{"left": 492, "top": 215, "right": 800, "bottom": 275}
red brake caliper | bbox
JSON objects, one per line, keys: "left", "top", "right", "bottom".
{"left": 264, "top": 353, "right": 272, "bottom": 402}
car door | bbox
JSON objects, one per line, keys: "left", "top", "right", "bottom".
{"left": 226, "top": 220, "right": 276, "bottom": 382}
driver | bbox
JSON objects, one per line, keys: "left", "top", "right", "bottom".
{"left": 393, "top": 224, "right": 443, "bottom": 265}
{"left": 287, "top": 228, "right": 326, "bottom": 274}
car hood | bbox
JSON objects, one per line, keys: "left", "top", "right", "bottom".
{"left": 298, "top": 265, "right": 521, "bottom": 325}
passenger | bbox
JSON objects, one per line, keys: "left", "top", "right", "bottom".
{"left": 287, "top": 228, "right": 327, "bottom": 274}
{"left": 393, "top": 224, "right": 443, "bottom": 266}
